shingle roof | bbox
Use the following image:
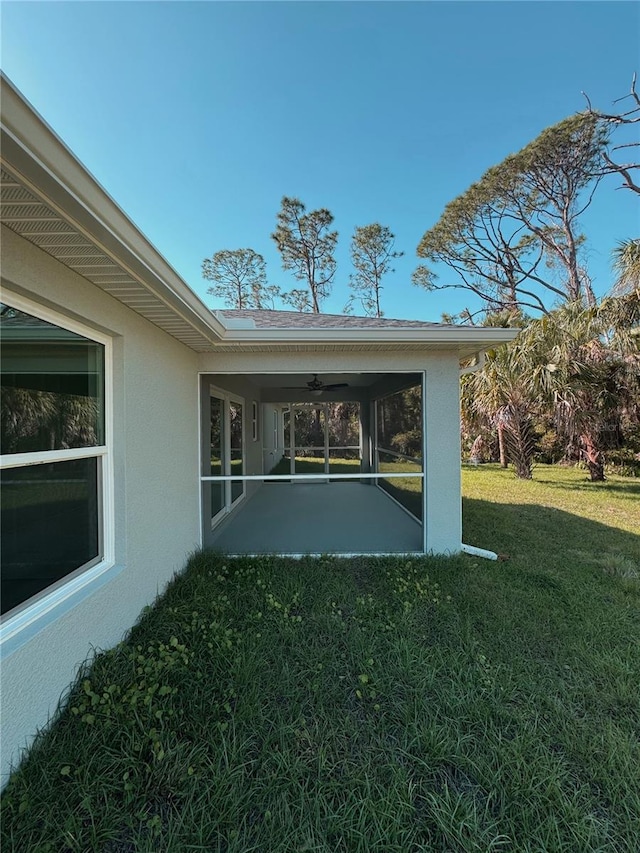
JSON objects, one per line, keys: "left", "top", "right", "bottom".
{"left": 216, "top": 309, "right": 445, "bottom": 330}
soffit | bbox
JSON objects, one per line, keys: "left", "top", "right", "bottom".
{"left": 0, "top": 167, "right": 220, "bottom": 351}
{"left": 196, "top": 341, "right": 486, "bottom": 358}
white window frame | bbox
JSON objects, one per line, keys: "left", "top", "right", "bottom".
{"left": 0, "top": 290, "right": 115, "bottom": 653}
{"left": 208, "top": 385, "right": 246, "bottom": 529}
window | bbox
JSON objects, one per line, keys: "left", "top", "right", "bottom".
{"left": 1, "top": 299, "right": 111, "bottom": 622}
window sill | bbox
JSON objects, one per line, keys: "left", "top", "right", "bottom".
{"left": 0, "top": 560, "right": 123, "bottom": 660}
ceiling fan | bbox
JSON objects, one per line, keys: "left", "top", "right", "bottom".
{"left": 283, "top": 374, "right": 349, "bottom": 396}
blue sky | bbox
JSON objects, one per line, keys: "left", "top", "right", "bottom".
{"left": 2, "top": 1, "right": 638, "bottom": 321}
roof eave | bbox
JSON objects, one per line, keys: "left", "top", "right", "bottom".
{"left": 0, "top": 73, "right": 225, "bottom": 344}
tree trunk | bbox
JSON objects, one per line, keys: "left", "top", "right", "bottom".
{"left": 501, "top": 405, "right": 534, "bottom": 480}
{"left": 497, "top": 422, "right": 508, "bottom": 468}
{"left": 581, "top": 433, "right": 605, "bottom": 481}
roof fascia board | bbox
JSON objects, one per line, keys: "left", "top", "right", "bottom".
{"left": 220, "top": 327, "right": 519, "bottom": 346}
{"left": 0, "top": 75, "right": 225, "bottom": 343}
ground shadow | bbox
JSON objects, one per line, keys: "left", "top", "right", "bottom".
{"left": 531, "top": 476, "right": 640, "bottom": 497}
{"left": 462, "top": 496, "right": 640, "bottom": 566}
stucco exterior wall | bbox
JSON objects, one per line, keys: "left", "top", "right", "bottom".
{"left": 423, "top": 355, "right": 462, "bottom": 553}
{"left": 1, "top": 226, "right": 201, "bottom": 783}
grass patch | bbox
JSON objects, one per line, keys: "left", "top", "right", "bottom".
{"left": 2, "top": 465, "right": 639, "bottom": 851}
{"left": 268, "top": 456, "right": 361, "bottom": 477}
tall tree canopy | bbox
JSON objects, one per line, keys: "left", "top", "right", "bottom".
{"left": 413, "top": 113, "right": 608, "bottom": 315}
{"left": 272, "top": 196, "right": 338, "bottom": 313}
{"left": 202, "top": 248, "right": 274, "bottom": 309}
{"left": 346, "top": 223, "right": 402, "bottom": 317}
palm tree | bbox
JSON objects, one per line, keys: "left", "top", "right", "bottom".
{"left": 612, "top": 239, "right": 640, "bottom": 296}
{"left": 462, "top": 342, "right": 539, "bottom": 479}
{"left": 521, "top": 297, "right": 639, "bottom": 481}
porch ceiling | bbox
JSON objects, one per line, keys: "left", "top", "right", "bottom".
{"left": 254, "top": 372, "right": 388, "bottom": 388}
{"left": 210, "top": 371, "right": 422, "bottom": 403}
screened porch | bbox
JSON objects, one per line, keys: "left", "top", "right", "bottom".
{"left": 200, "top": 372, "right": 425, "bottom": 556}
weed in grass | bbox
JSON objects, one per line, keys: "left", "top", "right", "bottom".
{"left": 600, "top": 553, "right": 639, "bottom": 580}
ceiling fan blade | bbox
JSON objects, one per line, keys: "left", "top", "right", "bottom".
{"left": 325, "top": 383, "right": 349, "bottom": 390}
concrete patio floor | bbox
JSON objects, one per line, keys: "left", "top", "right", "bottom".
{"left": 209, "top": 482, "right": 423, "bottom": 554}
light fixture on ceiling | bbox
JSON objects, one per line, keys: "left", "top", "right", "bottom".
{"left": 283, "top": 374, "right": 350, "bottom": 395}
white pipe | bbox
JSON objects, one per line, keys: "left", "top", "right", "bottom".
{"left": 461, "top": 543, "right": 498, "bottom": 561}
{"left": 459, "top": 351, "right": 485, "bottom": 375}
{"left": 201, "top": 472, "right": 424, "bottom": 481}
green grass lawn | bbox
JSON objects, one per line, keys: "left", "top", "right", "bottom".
{"left": 267, "top": 456, "right": 361, "bottom": 476}
{"left": 2, "top": 465, "right": 639, "bottom": 852}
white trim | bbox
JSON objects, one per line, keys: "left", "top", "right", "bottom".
{"left": 323, "top": 405, "right": 330, "bottom": 477}
{"left": 0, "top": 558, "right": 118, "bottom": 653}
{"left": 0, "top": 445, "right": 107, "bottom": 470}
{"left": 0, "top": 289, "right": 115, "bottom": 645}
{"left": 0, "top": 287, "right": 113, "bottom": 346}
{"left": 201, "top": 473, "right": 423, "bottom": 481}
{"left": 218, "top": 326, "right": 519, "bottom": 348}
{"left": 459, "top": 351, "right": 485, "bottom": 375}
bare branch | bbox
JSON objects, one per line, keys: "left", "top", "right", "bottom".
{"left": 603, "top": 152, "right": 640, "bottom": 194}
